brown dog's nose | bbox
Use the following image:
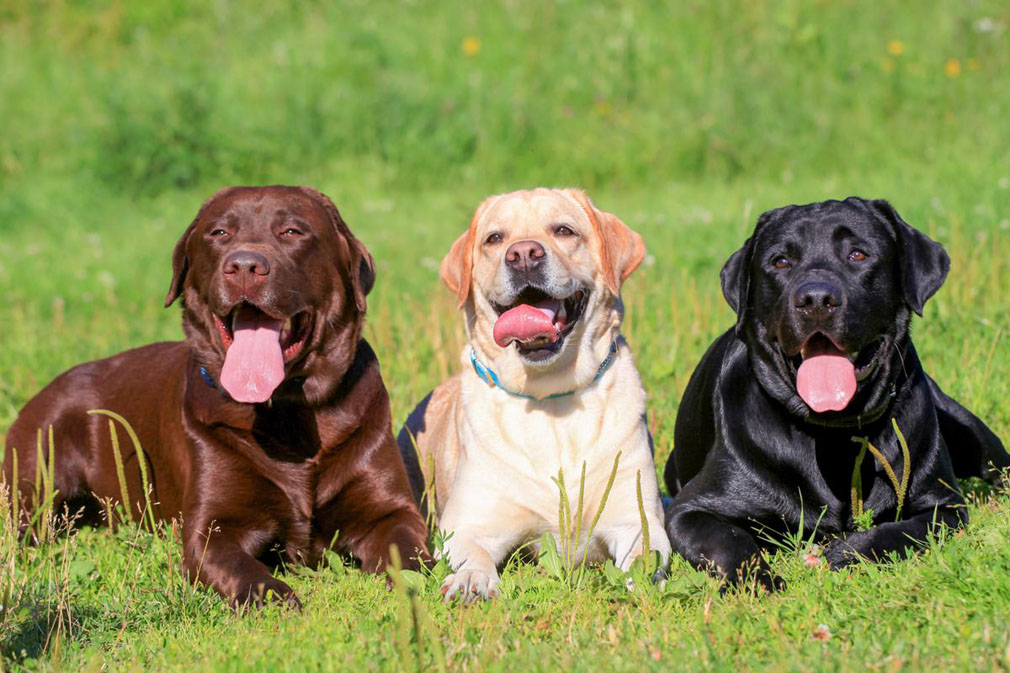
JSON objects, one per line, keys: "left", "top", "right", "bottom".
{"left": 505, "top": 240, "right": 546, "bottom": 272}
{"left": 793, "top": 281, "right": 843, "bottom": 314}
{"left": 224, "top": 250, "right": 271, "bottom": 277}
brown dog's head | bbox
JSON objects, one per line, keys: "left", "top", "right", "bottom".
{"left": 441, "top": 188, "right": 644, "bottom": 397}
{"left": 166, "top": 186, "right": 374, "bottom": 405}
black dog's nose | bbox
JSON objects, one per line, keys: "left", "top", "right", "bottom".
{"left": 793, "top": 281, "right": 843, "bottom": 313}
{"left": 223, "top": 250, "right": 271, "bottom": 277}
{"left": 505, "top": 240, "right": 546, "bottom": 272}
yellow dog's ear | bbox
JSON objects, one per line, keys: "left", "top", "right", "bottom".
{"left": 441, "top": 195, "right": 497, "bottom": 308}
{"left": 563, "top": 189, "right": 645, "bottom": 294}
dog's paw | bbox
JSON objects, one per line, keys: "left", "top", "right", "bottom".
{"left": 440, "top": 569, "right": 500, "bottom": 604}
{"left": 823, "top": 538, "right": 866, "bottom": 568}
{"left": 756, "top": 568, "right": 787, "bottom": 593}
{"left": 233, "top": 577, "right": 302, "bottom": 611}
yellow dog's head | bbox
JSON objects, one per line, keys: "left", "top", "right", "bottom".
{"left": 441, "top": 188, "right": 645, "bottom": 397}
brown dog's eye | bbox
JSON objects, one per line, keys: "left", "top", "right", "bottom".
{"left": 553, "top": 224, "right": 576, "bottom": 237}
{"left": 210, "top": 228, "right": 229, "bottom": 237}
{"left": 848, "top": 249, "right": 868, "bottom": 262}
{"left": 280, "top": 228, "right": 302, "bottom": 237}
{"left": 484, "top": 232, "right": 503, "bottom": 245}
{"left": 772, "top": 256, "right": 791, "bottom": 269}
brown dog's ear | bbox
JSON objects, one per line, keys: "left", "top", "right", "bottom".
{"left": 441, "top": 196, "right": 496, "bottom": 308}
{"left": 564, "top": 189, "right": 645, "bottom": 294}
{"left": 299, "top": 186, "right": 375, "bottom": 314}
{"left": 165, "top": 187, "right": 237, "bottom": 307}
{"left": 350, "top": 238, "right": 376, "bottom": 313}
{"left": 164, "top": 223, "right": 195, "bottom": 307}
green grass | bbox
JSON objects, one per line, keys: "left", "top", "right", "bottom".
{"left": 3, "top": 1, "right": 1010, "bottom": 670}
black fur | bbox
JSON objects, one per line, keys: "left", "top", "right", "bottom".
{"left": 664, "top": 197, "right": 1009, "bottom": 591}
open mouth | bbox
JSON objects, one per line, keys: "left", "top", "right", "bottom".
{"left": 788, "top": 334, "right": 883, "bottom": 382}
{"left": 212, "top": 303, "right": 313, "bottom": 363}
{"left": 490, "top": 286, "right": 588, "bottom": 361}
{"left": 787, "top": 332, "right": 884, "bottom": 413}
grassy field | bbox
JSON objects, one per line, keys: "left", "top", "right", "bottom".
{"left": 3, "top": 1, "right": 1010, "bottom": 670}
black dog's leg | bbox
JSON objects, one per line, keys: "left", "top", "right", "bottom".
{"left": 665, "top": 507, "right": 785, "bottom": 592}
{"left": 824, "top": 505, "right": 966, "bottom": 568}
{"left": 926, "top": 375, "right": 1009, "bottom": 484}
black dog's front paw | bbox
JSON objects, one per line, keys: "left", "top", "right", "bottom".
{"left": 824, "top": 533, "right": 872, "bottom": 568}
{"left": 716, "top": 558, "right": 786, "bottom": 594}
{"left": 750, "top": 564, "right": 787, "bottom": 594}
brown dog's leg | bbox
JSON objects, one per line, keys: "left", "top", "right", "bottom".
{"left": 318, "top": 466, "right": 431, "bottom": 577}
{"left": 181, "top": 515, "right": 301, "bottom": 609}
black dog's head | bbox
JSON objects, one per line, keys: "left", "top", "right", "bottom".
{"left": 721, "top": 197, "right": 949, "bottom": 423}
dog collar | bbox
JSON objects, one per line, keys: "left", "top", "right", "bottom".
{"left": 199, "top": 365, "right": 218, "bottom": 389}
{"left": 468, "top": 341, "right": 618, "bottom": 401}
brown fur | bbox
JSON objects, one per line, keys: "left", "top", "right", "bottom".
{"left": 3, "top": 186, "right": 429, "bottom": 608}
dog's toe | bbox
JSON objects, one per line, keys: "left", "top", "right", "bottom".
{"left": 441, "top": 569, "right": 500, "bottom": 603}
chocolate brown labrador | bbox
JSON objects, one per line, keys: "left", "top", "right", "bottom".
{"left": 3, "top": 186, "right": 429, "bottom": 607}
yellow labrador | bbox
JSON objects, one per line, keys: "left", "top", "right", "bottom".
{"left": 398, "top": 188, "right": 670, "bottom": 601}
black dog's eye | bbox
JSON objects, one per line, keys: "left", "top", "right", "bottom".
{"left": 210, "top": 228, "right": 229, "bottom": 237}
{"left": 848, "top": 249, "right": 868, "bottom": 262}
{"left": 484, "top": 232, "right": 503, "bottom": 245}
{"left": 553, "top": 224, "right": 576, "bottom": 237}
{"left": 772, "top": 256, "right": 791, "bottom": 270}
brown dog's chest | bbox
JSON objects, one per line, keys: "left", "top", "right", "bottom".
{"left": 193, "top": 395, "right": 364, "bottom": 566}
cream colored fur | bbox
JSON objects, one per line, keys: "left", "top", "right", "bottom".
{"left": 407, "top": 188, "right": 671, "bottom": 601}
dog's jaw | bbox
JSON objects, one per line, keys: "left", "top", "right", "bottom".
{"left": 463, "top": 278, "right": 623, "bottom": 399}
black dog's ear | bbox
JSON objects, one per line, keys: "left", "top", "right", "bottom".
{"left": 870, "top": 199, "right": 950, "bottom": 316}
{"left": 721, "top": 210, "right": 780, "bottom": 332}
{"left": 299, "top": 186, "right": 375, "bottom": 313}
{"left": 720, "top": 238, "right": 751, "bottom": 318}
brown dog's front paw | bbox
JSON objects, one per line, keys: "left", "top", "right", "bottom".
{"left": 231, "top": 577, "right": 302, "bottom": 611}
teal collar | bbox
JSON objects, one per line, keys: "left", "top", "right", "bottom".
{"left": 469, "top": 341, "right": 619, "bottom": 401}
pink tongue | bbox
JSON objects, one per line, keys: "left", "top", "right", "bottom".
{"left": 493, "top": 302, "right": 559, "bottom": 348}
{"left": 220, "top": 309, "right": 285, "bottom": 404}
{"left": 797, "top": 352, "right": 857, "bottom": 413}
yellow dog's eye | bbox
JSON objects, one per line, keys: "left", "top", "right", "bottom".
{"left": 484, "top": 232, "right": 503, "bottom": 245}
{"left": 848, "top": 249, "right": 868, "bottom": 262}
{"left": 553, "top": 224, "right": 575, "bottom": 237}
{"left": 772, "top": 256, "right": 790, "bottom": 269}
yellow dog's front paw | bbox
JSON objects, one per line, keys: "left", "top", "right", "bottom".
{"left": 440, "top": 569, "right": 500, "bottom": 604}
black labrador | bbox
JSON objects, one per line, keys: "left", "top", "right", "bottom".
{"left": 664, "top": 197, "right": 1009, "bottom": 591}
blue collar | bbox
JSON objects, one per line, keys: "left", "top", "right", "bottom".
{"left": 199, "top": 365, "right": 218, "bottom": 389}
{"left": 469, "top": 341, "right": 618, "bottom": 401}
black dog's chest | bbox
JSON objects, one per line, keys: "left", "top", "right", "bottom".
{"left": 771, "top": 429, "right": 895, "bottom": 536}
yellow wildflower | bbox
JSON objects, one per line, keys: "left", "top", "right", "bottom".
{"left": 462, "top": 37, "right": 480, "bottom": 56}
{"left": 887, "top": 40, "right": 904, "bottom": 56}
{"left": 945, "top": 58, "right": 961, "bottom": 77}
